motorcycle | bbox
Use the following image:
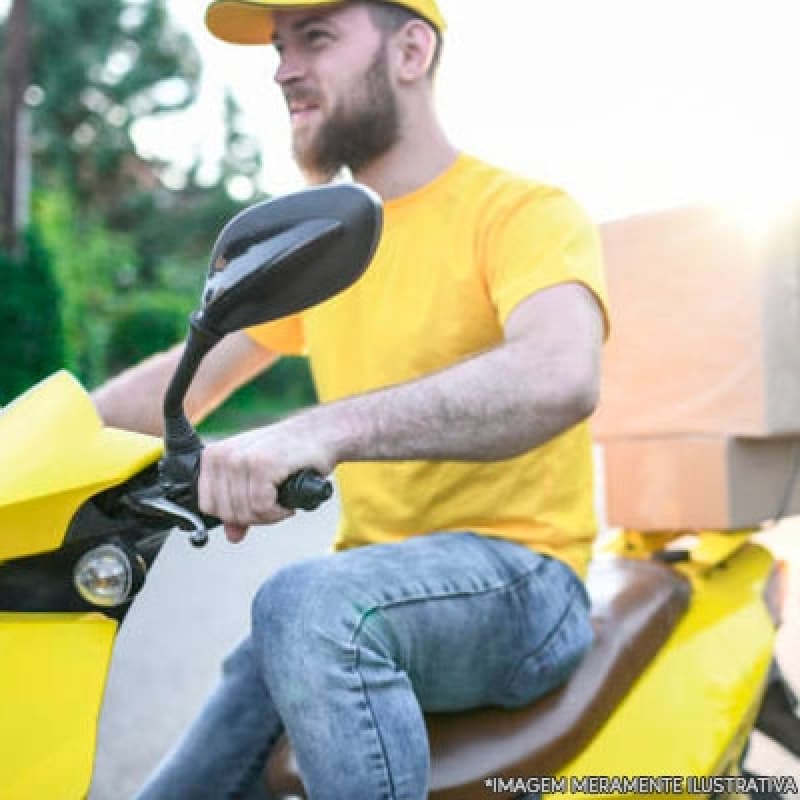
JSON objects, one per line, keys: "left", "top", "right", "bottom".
{"left": 0, "top": 183, "right": 798, "bottom": 800}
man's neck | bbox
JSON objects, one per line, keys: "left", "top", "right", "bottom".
{"left": 352, "top": 114, "right": 459, "bottom": 202}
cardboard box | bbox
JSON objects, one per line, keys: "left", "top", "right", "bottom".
{"left": 593, "top": 205, "right": 800, "bottom": 438}
{"left": 603, "top": 435, "right": 800, "bottom": 531}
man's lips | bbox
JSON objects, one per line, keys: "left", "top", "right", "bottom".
{"left": 285, "top": 91, "right": 322, "bottom": 121}
{"left": 288, "top": 101, "right": 319, "bottom": 114}
{"left": 289, "top": 105, "right": 321, "bottom": 130}
{"left": 290, "top": 109, "right": 319, "bottom": 122}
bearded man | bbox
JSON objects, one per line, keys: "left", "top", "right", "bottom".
{"left": 95, "top": 2, "right": 609, "bottom": 798}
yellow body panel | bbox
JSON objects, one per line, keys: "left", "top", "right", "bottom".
{"left": 686, "top": 531, "right": 750, "bottom": 569}
{"left": 0, "top": 612, "right": 117, "bottom": 800}
{"left": 548, "top": 542, "right": 775, "bottom": 798}
{"left": 0, "top": 371, "right": 162, "bottom": 561}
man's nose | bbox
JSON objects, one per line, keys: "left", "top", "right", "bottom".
{"left": 274, "top": 52, "right": 306, "bottom": 86}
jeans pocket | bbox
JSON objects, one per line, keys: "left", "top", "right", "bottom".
{"left": 499, "top": 581, "right": 594, "bottom": 709}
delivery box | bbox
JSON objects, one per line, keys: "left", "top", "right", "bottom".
{"left": 603, "top": 435, "right": 800, "bottom": 531}
{"left": 593, "top": 205, "right": 800, "bottom": 438}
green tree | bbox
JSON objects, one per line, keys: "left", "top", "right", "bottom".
{"left": 1, "top": 1, "right": 265, "bottom": 377}
{"left": 0, "top": 227, "right": 64, "bottom": 404}
{"left": 23, "top": 0, "right": 201, "bottom": 212}
{"left": 1, "top": 1, "right": 309, "bottom": 422}
{"left": 106, "top": 291, "right": 192, "bottom": 374}
{"left": 34, "top": 189, "right": 135, "bottom": 386}
{"left": 114, "top": 88, "right": 264, "bottom": 285}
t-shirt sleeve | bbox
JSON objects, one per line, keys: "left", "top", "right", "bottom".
{"left": 245, "top": 313, "right": 306, "bottom": 356}
{"left": 483, "top": 186, "right": 610, "bottom": 337}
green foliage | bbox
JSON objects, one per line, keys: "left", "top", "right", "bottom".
{"left": 0, "top": 1, "right": 295, "bottom": 433}
{"left": 106, "top": 292, "right": 190, "bottom": 374}
{"left": 35, "top": 189, "right": 135, "bottom": 387}
{"left": 200, "top": 357, "right": 317, "bottom": 435}
{"left": 111, "top": 173, "right": 256, "bottom": 289}
{"left": 115, "top": 90, "right": 264, "bottom": 285}
{"left": 1, "top": 1, "right": 264, "bottom": 292}
{"left": 264, "top": 357, "right": 318, "bottom": 410}
{"left": 0, "top": 227, "right": 64, "bottom": 404}
{"left": 25, "top": 0, "right": 201, "bottom": 211}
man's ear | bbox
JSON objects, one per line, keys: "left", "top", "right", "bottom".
{"left": 392, "top": 20, "right": 437, "bottom": 82}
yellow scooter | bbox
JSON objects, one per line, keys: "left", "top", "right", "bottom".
{"left": 0, "top": 183, "right": 797, "bottom": 800}
{"left": 0, "top": 182, "right": 382, "bottom": 800}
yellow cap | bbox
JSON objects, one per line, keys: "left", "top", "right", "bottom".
{"left": 205, "top": 0, "right": 446, "bottom": 46}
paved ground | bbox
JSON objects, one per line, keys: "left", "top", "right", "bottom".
{"left": 89, "top": 486, "right": 800, "bottom": 799}
{"left": 89, "top": 500, "right": 338, "bottom": 800}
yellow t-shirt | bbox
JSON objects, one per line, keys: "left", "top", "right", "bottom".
{"left": 247, "top": 154, "right": 608, "bottom": 578}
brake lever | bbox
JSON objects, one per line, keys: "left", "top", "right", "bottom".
{"left": 124, "top": 485, "right": 213, "bottom": 548}
{"left": 125, "top": 444, "right": 333, "bottom": 550}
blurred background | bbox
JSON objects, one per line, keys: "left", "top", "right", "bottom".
{"left": 0, "top": 0, "right": 317, "bottom": 430}
{"left": 2, "top": 0, "right": 799, "bottom": 426}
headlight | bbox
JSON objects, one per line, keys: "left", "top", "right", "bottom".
{"left": 73, "top": 544, "right": 134, "bottom": 608}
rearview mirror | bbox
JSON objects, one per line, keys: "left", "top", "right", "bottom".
{"left": 196, "top": 183, "right": 382, "bottom": 337}
{"left": 160, "top": 183, "right": 383, "bottom": 471}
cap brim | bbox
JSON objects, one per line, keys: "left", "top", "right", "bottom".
{"left": 206, "top": 1, "right": 344, "bottom": 46}
{"left": 206, "top": 0, "right": 445, "bottom": 46}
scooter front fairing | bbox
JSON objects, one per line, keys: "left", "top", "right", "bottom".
{"left": 0, "top": 612, "right": 117, "bottom": 799}
{"left": 0, "top": 370, "right": 162, "bottom": 561}
{"left": 0, "top": 183, "right": 384, "bottom": 799}
{"left": 0, "top": 371, "right": 163, "bottom": 799}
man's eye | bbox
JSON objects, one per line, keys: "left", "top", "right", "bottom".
{"left": 305, "top": 29, "right": 331, "bottom": 46}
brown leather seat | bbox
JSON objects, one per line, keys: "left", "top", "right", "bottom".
{"left": 266, "top": 557, "right": 691, "bottom": 799}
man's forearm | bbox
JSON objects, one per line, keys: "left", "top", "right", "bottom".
{"left": 93, "top": 333, "right": 280, "bottom": 436}
{"left": 92, "top": 347, "right": 182, "bottom": 436}
{"left": 303, "top": 335, "right": 598, "bottom": 465}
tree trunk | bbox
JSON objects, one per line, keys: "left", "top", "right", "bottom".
{"left": 1, "top": 0, "right": 31, "bottom": 255}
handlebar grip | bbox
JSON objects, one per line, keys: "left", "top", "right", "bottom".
{"left": 202, "top": 470, "right": 331, "bottom": 518}
{"left": 277, "top": 469, "right": 333, "bottom": 511}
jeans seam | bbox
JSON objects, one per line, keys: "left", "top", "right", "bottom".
{"left": 353, "top": 646, "right": 397, "bottom": 800}
{"left": 503, "top": 579, "right": 581, "bottom": 692}
{"left": 225, "top": 725, "right": 283, "bottom": 799}
{"left": 348, "top": 558, "right": 551, "bottom": 642}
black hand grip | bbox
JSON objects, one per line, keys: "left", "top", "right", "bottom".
{"left": 277, "top": 469, "right": 333, "bottom": 511}
{"left": 195, "top": 469, "right": 330, "bottom": 530}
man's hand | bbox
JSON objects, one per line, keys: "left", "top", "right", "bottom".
{"left": 198, "top": 415, "right": 337, "bottom": 543}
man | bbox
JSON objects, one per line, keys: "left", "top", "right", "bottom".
{"left": 95, "top": 1, "right": 609, "bottom": 797}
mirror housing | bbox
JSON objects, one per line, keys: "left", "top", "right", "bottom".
{"left": 195, "top": 183, "right": 382, "bottom": 337}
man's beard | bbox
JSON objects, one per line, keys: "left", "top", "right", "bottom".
{"left": 292, "top": 44, "right": 401, "bottom": 177}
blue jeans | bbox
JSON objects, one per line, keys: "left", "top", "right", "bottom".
{"left": 136, "top": 532, "right": 593, "bottom": 800}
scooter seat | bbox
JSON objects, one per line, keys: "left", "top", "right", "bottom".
{"left": 265, "top": 556, "right": 691, "bottom": 799}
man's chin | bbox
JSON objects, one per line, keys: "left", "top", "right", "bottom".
{"left": 291, "top": 135, "right": 314, "bottom": 168}
{"left": 289, "top": 132, "right": 334, "bottom": 179}
{"left": 292, "top": 144, "right": 337, "bottom": 183}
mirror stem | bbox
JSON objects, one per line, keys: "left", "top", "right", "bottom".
{"left": 160, "top": 317, "right": 222, "bottom": 492}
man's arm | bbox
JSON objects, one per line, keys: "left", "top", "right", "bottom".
{"left": 198, "top": 283, "right": 604, "bottom": 538}
{"left": 328, "top": 282, "right": 602, "bottom": 462}
{"left": 92, "top": 331, "right": 280, "bottom": 436}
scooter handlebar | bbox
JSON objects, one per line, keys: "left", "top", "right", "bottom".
{"left": 198, "top": 469, "right": 333, "bottom": 529}
{"left": 144, "top": 449, "right": 333, "bottom": 547}
{"left": 277, "top": 469, "right": 333, "bottom": 511}
{"left": 185, "top": 470, "right": 331, "bottom": 546}
{"left": 155, "top": 411, "right": 335, "bottom": 543}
